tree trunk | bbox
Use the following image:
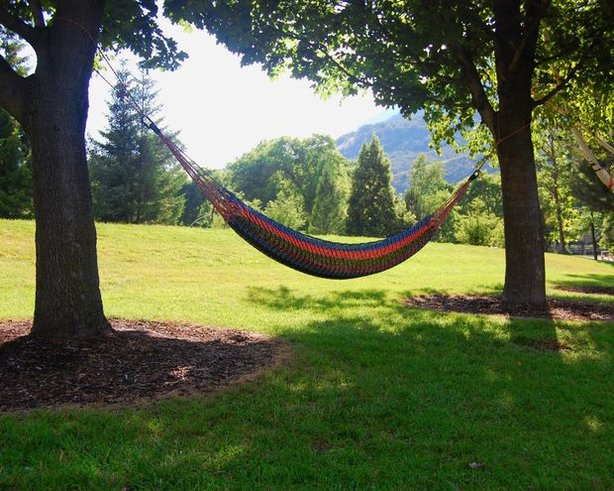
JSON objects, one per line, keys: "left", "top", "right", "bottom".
{"left": 491, "top": 0, "right": 546, "bottom": 307}
{"left": 547, "top": 135, "right": 568, "bottom": 254}
{"left": 590, "top": 214, "right": 598, "bottom": 261}
{"left": 21, "top": 2, "right": 111, "bottom": 338}
{"left": 497, "top": 105, "right": 546, "bottom": 307}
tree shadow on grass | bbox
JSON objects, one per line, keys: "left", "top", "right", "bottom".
{"left": 246, "top": 285, "right": 389, "bottom": 312}
{"left": 238, "top": 286, "right": 613, "bottom": 487}
{"left": 550, "top": 272, "right": 614, "bottom": 297}
{"left": 1, "top": 288, "right": 612, "bottom": 489}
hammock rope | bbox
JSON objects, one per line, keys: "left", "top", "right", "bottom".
{"left": 145, "top": 118, "right": 479, "bottom": 279}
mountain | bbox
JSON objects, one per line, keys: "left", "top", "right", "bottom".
{"left": 336, "top": 113, "right": 479, "bottom": 193}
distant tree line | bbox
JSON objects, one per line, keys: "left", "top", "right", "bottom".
{"left": 1, "top": 66, "right": 611, "bottom": 253}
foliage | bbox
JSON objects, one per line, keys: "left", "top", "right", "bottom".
{"left": 0, "top": 32, "right": 30, "bottom": 218}
{"left": 228, "top": 135, "right": 351, "bottom": 227}
{"left": 454, "top": 198, "right": 505, "bottom": 247}
{"left": 309, "top": 158, "right": 350, "bottom": 235}
{"left": 404, "top": 154, "right": 452, "bottom": 219}
{"left": 568, "top": 157, "right": 614, "bottom": 214}
{"left": 264, "top": 179, "right": 307, "bottom": 231}
{"left": 0, "top": 109, "right": 30, "bottom": 218}
{"left": 89, "top": 67, "right": 186, "bottom": 225}
{"left": 601, "top": 213, "right": 614, "bottom": 250}
{"left": 460, "top": 172, "right": 503, "bottom": 218}
{"left": 346, "top": 137, "right": 400, "bottom": 237}
{"left": 404, "top": 154, "right": 455, "bottom": 242}
{"left": 534, "top": 127, "right": 578, "bottom": 251}
{"left": 438, "top": 172, "right": 504, "bottom": 246}
{"left": 179, "top": 181, "right": 206, "bottom": 226}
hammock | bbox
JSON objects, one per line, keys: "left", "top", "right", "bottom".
{"left": 570, "top": 127, "right": 614, "bottom": 192}
{"left": 146, "top": 121, "right": 477, "bottom": 279}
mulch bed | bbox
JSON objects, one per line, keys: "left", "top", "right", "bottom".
{"left": 0, "top": 319, "right": 290, "bottom": 412}
{"left": 405, "top": 295, "right": 613, "bottom": 322}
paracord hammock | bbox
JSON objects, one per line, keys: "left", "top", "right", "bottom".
{"left": 145, "top": 120, "right": 479, "bottom": 279}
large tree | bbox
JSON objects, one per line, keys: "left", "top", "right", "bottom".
{"left": 0, "top": 1, "right": 202, "bottom": 338}
{"left": 196, "top": 0, "right": 613, "bottom": 306}
{"left": 89, "top": 68, "right": 185, "bottom": 224}
{"left": 310, "top": 158, "right": 350, "bottom": 235}
{"left": 346, "top": 136, "right": 399, "bottom": 237}
{"left": 227, "top": 134, "right": 350, "bottom": 226}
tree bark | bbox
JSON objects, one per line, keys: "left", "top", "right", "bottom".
{"left": 497, "top": 111, "right": 546, "bottom": 306}
{"left": 590, "top": 214, "right": 598, "bottom": 261}
{"left": 19, "top": 1, "right": 111, "bottom": 338}
{"left": 492, "top": 0, "right": 546, "bottom": 307}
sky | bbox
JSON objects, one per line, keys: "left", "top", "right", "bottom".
{"left": 87, "top": 25, "right": 392, "bottom": 169}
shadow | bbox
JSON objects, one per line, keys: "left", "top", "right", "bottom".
{"left": 236, "top": 286, "right": 611, "bottom": 486}
{"left": 550, "top": 272, "right": 614, "bottom": 297}
{"left": 1, "top": 289, "right": 612, "bottom": 488}
{"left": 246, "top": 285, "right": 388, "bottom": 312}
{"left": 0, "top": 320, "right": 284, "bottom": 412}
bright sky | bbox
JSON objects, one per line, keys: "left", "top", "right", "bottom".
{"left": 87, "top": 26, "right": 390, "bottom": 169}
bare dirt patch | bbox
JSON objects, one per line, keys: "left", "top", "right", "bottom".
{"left": 0, "top": 319, "right": 290, "bottom": 412}
{"left": 405, "top": 295, "right": 613, "bottom": 322}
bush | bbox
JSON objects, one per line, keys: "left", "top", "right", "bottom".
{"left": 454, "top": 198, "right": 504, "bottom": 247}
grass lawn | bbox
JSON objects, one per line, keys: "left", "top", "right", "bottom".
{"left": 0, "top": 219, "right": 612, "bottom": 489}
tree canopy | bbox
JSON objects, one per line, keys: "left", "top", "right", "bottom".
{"left": 195, "top": 0, "right": 612, "bottom": 142}
{"left": 227, "top": 135, "right": 351, "bottom": 225}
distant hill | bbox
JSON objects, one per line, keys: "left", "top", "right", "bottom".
{"left": 336, "top": 113, "right": 479, "bottom": 193}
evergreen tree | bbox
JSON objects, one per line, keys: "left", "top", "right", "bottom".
{"left": 0, "top": 33, "right": 31, "bottom": 218}
{"left": 309, "top": 159, "right": 349, "bottom": 235}
{"left": 180, "top": 181, "right": 206, "bottom": 226}
{"left": 346, "top": 137, "right": 399, "bottom": 237}
{"left": 89, "top": 68, "right": 185, "bottom": 224}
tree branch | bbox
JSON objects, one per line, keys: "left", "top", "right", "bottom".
{"left": 29, "top": 0, "right": 45, "bottom": 27}
{"left": 532, "top": 53, "right": 585, "bottom": 106}
{"left": 0, "top": 53, "right": 26, "bottom": 121}
{"left": 0, "top": 6, "right": 39, "bottom": 47}
{"left": 454, "top": 47, "right": 497, "bottom": 133}
{"left": 508, "top": 0, "right": 548, "bottom": 73}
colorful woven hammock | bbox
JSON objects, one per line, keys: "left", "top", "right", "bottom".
{"left": 147, "top": 122, "right": 477, "bottom": 279}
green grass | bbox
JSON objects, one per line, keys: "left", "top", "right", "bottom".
{"left": 0, "top": 219, "right": 612, "bottom": 489}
